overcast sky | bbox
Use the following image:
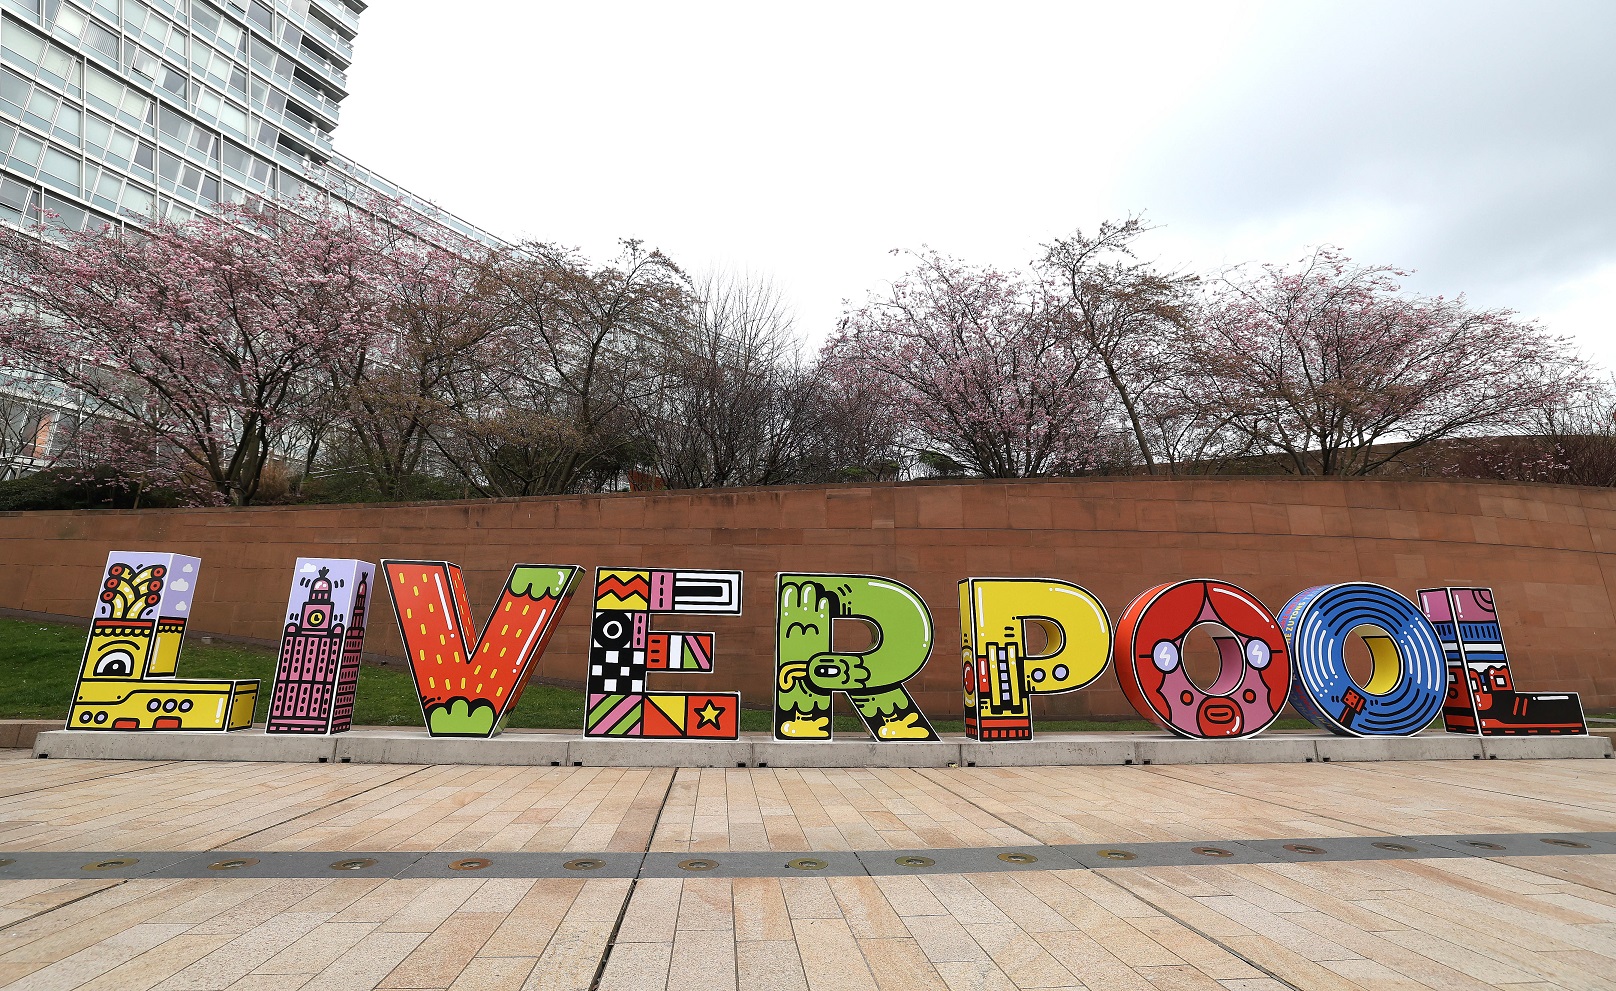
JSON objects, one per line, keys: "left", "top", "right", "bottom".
{"left": 336, "top": 1, "right": 1616, "bottom": 362}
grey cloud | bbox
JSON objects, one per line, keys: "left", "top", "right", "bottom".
{"left": 1126, "top": 0, "right": 1616, "bottom": 305}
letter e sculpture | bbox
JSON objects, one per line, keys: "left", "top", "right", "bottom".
{"left": 584, "top": 568, "right": 743, "bottom": 739}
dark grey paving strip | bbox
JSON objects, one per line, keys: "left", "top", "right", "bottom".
{"left": 1060, "top": 840, "right": 1277, "bottom": 869}
{"left": 0, "top": 834, "right": 1613, "bottom": 879}
{"left": 1410, "top": 832, "right": 1616, "bottom": 857}
{"left": 153, "top": 851, "right": 424, "bottom": 879}
{"left": 403, "top": 851, "right": 643, "bottom": 879}
{"left": 1233, "top": 835, "right": 1471, "bottom": 864}
{"left": 640, "top": 850, "right": 867, "bottom": 878}
{"left": 856, "top": 845, "right": 1079, "bottom": 876}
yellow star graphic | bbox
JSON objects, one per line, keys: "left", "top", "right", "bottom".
{"left": 695, "top": 701, "right": 725, "bottom": 729}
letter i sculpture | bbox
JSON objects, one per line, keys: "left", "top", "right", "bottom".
{"left": 266, "top": 558, "right": 375, "bottom": 734}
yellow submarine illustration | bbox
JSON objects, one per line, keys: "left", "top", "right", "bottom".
{"left": 67, "top": 555, "right": 258, "bottom": 731}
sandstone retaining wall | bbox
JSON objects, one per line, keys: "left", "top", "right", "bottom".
{"left": 3, "top": 476, "right": 1612, "bottom": 721}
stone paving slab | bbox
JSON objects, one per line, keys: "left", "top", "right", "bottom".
{"left": 0, "top": 758, "right": 1612, "bottom": 990}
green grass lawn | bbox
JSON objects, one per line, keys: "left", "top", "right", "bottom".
{"left": 0, "top": 617, "right": 1494, "bottom": 734}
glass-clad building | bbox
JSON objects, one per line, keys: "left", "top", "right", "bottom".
{"left": 0, "top": 0, "right": 498, "bottom": 244}
{"left": 0, "top": 0, "right": 501, "bottom": 477}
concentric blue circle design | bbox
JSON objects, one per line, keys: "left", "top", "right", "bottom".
{"left": 1278, "top": 583, "right": 1446, "bottom": 737}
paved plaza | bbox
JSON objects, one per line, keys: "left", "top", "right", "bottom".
{"left": 0, "top": 752, "right": 1613, "bottom": 990}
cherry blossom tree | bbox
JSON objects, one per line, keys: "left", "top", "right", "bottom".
{"left": 1039, "top": 217, "right": 1201, "bottom": 473}
{"left": 1194, "top": 247, "right": 1585, "bottom": 475}
{"left": 824, "top": 251, "right": 1112, "bottom": 478}
{"left": 803, "top": 347, "right": 911, "bottom": 482}
{"left": 0, "top": 200, "right": 395, "bottom": 504}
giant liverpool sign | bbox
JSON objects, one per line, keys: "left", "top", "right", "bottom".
{"left": 66, "top": 550, "right": 1589, "bottom": 741}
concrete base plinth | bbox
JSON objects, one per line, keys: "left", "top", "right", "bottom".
{"left": 962, "top": 737, "right": 1138, "bottom": 767}
{"left": 568, "top": 739, "right": 753, "bottom": 768}
{"left": 1315, "top": 734, "right": 1487, "bottom": 762}
{"left": 1480, "top": 735, "right": 1614, "bottom": 760}
{"left": 1135, "top": 735, "right": 1323, "bottom": 765}
{"left": 334, "top": 730, "right": 570, "bottom": 767}
{"left": 752, "top": 740, "right": 963, "bottom": 768}
{"left": 33, "top": 728, "right": 337, "bottom": 762}
{"left": 29, "top": 728, "right": 1613, "bottom": 766}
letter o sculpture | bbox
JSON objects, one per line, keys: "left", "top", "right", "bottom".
{"left": 1278, "top": 582, "right": 1445, "bottom": 737}
{"left": 1115, "top": 580, "right": 1291, "bottom": 739}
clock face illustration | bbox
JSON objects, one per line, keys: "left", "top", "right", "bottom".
{"left": 308, "top": 610, "right": 326, "bottom": 626}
